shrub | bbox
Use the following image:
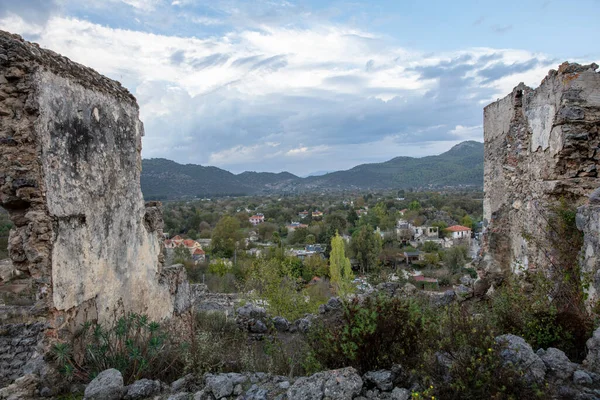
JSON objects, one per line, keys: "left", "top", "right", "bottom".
{"left": 54, "top": 313, "right": 184, "bottom": 384}
{"left": 420, "top": 305, "right": 548, "bottom": 400}
{"left": 308, "top": 295, "right": 424, "bottom": 373}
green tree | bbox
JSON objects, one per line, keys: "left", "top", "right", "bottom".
{"left": 461, "top": 214, "right": 474, "bottom": 230}
{"left": 347, "top": 207, "right": 359, "bottom": 226}
{"left": 408, "top": 200, "right": 421, "bottom": 211}
{"left": 211, "top": 216, "right": 242, "bottom": 258}
{"left": 351, "top": 225, "right": 382, "bottom": 274}
{"left": 329, "top": 233, "right": 354, "bottom": 296}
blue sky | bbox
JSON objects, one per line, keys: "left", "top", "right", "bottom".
{"left": 1, "top": 0, "right": 599, "bottom": 175}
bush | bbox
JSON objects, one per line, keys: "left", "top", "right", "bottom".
{"left": 308, "top": 295, "right": 424, "bottom": 373}
{"left": 420, "top": 305, "right": 548, "bottom": 400}
{"left": 53, "top": 313, "right": 184, "bottom": 384}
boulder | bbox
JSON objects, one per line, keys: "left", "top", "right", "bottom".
{"left": 0, "top": 374, "right": 40, "bottom": 400}
{"left": 237, "top": 304, "right": 267, "bottom": 319}
{"left": 167, "top": 393, "right": 191, "bottom": 400}
{"left": 171, "top": 374, "right": 198, "bottom": 393}
{"left": 391, "top": 387, "right": 411, "bottom": 400}
{"left": 249, "top": 319, "right": 268, "bottom": 333}
{"left": 397, "top": 283, "right": 417, "bottom": 297}
{"left": 84, "top": 369, "right": 125, "bottom": 400}
{"left": 454, "top": 284, "right": 472, "bottom": 301}
{"left": 537, "top": 348, "right": 577, "bottom": 382}
{"left": 272, "top": 316, "right": 290, "bottom": 332}
{"left": 573, "top": 370, "right": 593, "bottom": 386}
{"left": 205, "top": 374, "right": 234, "bottom": 399}
{"left": 287, "top": 367, "right": 362, "bottom": 400}
{"left": 363, "top": 370, "right": 394, "bottom": 391}
{"left": 124, "top": 379, "right": 161, "bottom": 399}
{"left": 496, "top": 334, "right": 546, "bottom": 383}
{"left": 244, "top": 384, "right": 269, "bottom": 400}
{"left": 584, "top": 327, "right": 600, "bottom": 373}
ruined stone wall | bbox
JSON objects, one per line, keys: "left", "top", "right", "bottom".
{"left": 481, "top": 62, "right": 600, "bottom": 283}
{"left": 0, "top": 30, "right": 188, "bottom": 335}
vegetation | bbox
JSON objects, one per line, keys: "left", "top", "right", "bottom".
{"left": 329, "top": 233, "right": 354, "bottom": 297}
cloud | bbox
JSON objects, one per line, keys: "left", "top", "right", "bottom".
{"left": 0, "top": 12, "right": 577, "bottom": 175}
{"left": 0, "top": 0, "right": 59, "bottom": 25}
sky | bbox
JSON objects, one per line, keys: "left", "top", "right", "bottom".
{"left": 1, "top": 0, "right": 599, "bottom": 176}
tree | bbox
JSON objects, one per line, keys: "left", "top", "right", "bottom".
{"left": 408, "top": 200, "right": 421, "bottom": 211}
{"left": 461, "top": 215, "right": 474, "bottom": 230}
{"left": 211, "top": 216, "right": 242, "bottom": 258}
{"left": 347, "top": 207, "right": 358, "bottom": 226}
{"left": 329, "top": 233, "right": 354, "bottom": 296}
{"left": 351, "top": 225, "right": 382, "bottom": 274}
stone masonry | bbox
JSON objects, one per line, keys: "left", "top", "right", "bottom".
{"left": 481, "top": 62, "right": 600, "bottom": 291}
{"left": 0, "top": 30, "right": 190, "bottom": 383}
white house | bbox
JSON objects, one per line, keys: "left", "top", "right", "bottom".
{"left": 446, "top": 225, "right": 472, "bottom": 241}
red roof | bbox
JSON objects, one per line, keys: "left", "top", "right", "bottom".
{"left": 193, "top": 248, "right": 205, "bottom": 255}
{"left": 172, "top": 235, "right": 183, "bottom": 240}
{"left": 446, "top": 225, "right": 471, "bottom": 232}
{"left": 250, "top": 215, "right": 264, "bottom": 219}
{"left": 165, "top": 240, "right": 172, "bottom": 245}
{"left": 183, "top": 239, "right": 196, "bottom": 247}
{"left": 413, "top": 275, "right": 438, "bottom": 283}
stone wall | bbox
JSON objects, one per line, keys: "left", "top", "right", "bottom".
{"left": 577, "top": 192, "right": 600, "bottom": 307}
{"left": 0, "top": 30, "right": 188, "bottom": 337}
{"left": 481, "top": 62, "right": 600, "bottom": 285}
{"left": 0, "top": 322, "right": 46, "bottom": 386}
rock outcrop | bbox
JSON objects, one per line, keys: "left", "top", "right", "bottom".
{"left": 481, "top": 62, "right": 600, "bottom": 288}
{"left": 0, "top": 30, "right": 189, "bottom": 383}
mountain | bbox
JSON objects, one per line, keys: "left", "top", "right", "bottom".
{"left": 141, "top": 141, "right": 483, "bottom": 199}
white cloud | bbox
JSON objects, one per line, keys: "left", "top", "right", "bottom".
{"left": 0, "top": 11, "right": 586, "bottom": 175}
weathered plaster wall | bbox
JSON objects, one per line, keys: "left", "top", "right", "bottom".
{"left": 482, "top": 62, "right": 600, "bottom": 283}
{"left": 577, "top": 191, "right": 600, "bottom": 307}
{"left": 0, "top": 30, "right": 188, "bottom": 331}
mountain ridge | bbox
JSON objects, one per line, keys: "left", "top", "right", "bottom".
{"left": 141, "top": 141, "right": 484, "bottom": 199}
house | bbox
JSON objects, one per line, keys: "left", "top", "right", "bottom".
{"left": 192, "top": 248, "right": 205, "bottom": 262}
{"left": 404, "top": 251, "right": 423, "bottom": 264}
{"left": 249, "top": 214, "right": 265, "bottom": 226}
{"left": 414, "top": 226, "right": 439, "bottom": 239}
{"left": 312, "top": 210, "right": 324, "bottom": 219}
{"left": 286, "top": 222, "right": 308, "bottom": 232}
{"left": 445, "top": 225, "right": 472, "bottom": 241}
{"left": 298, "top": 211, "right": 309, "bottom": 219}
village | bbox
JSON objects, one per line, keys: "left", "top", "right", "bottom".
{"left": 160, "top": 191, "right": 480, "bottom": 295}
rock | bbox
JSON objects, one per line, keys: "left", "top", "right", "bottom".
{"left": 0, "top": 374, "right": 40, "bottom": 400}
{"left": 459, "top": 275, "right": 474, "bottom": 286}
{"left": 376, "top": 283, "right": 400, "bottom": 297}
{"left": 363, "top": 370, "right": 394, "bottom": 391}
{"left": 431, "top": 290, "right": 455, "bottom": 306}
{"left": 496, "top": 334, "right": 546, "bottom": 383}
{"left": 249, "top": 319, "right": 268, "bottom": 333}
{"left": 171, "top": 374, "right": 198, "bottom": 393}
{"left": 454, "top": 284, "right": 472, "bottom": 301}
{"left": 40, "top": 386, "right": 52, "bottom": 397}
{"left": 278, "top": 381, "right": 290, "bottom": 390}
{"left": 272, "top": 316, "right": 290, "bottom": 332}
{"left": 295, "top": 315, "right": 316, "bottom": 333}
{"left": 287, "top": 367, "right": 362, "bottom": 400}
{"left": 84, "top": 369, "right": 125, "bottom": 400}
{"left": 589, "top": 187, "right": 600, "bottom": 205}
{"left": 244, "top": 384, "right": 269, "bottom": 400}
{"left": 125, "top": 379, "right": 161, "bottom": 399}
{"left": 391, "top": 387, "right": 411, "bottom": 400}
{"left": 325, "top": 297, "right": 342, "bottom": 310}
{"left": 205, "top": 374, "right": 234, "bottom": 399}
{"left": 237, "top": 304, "right": 267, "bottom": 319}
{"left": 168, "top": 393, "right": 191, "bottom": 400}
{"left": 193, "top": 389, "right": 214, "bottom": 400}
{"left": 233, "top": 384, "right": 243, "bottom": 396}
{"left": 574, "top": 370, "right": 593, "bottom": 386}
{"left": 584, "top": 327, "right": 600, "bottom": 373}
{"left": 397, "top": 283, "right": 417, "bottom": 297}
{"left": 538, "top": 347, "right": 577, "bottom": 382}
